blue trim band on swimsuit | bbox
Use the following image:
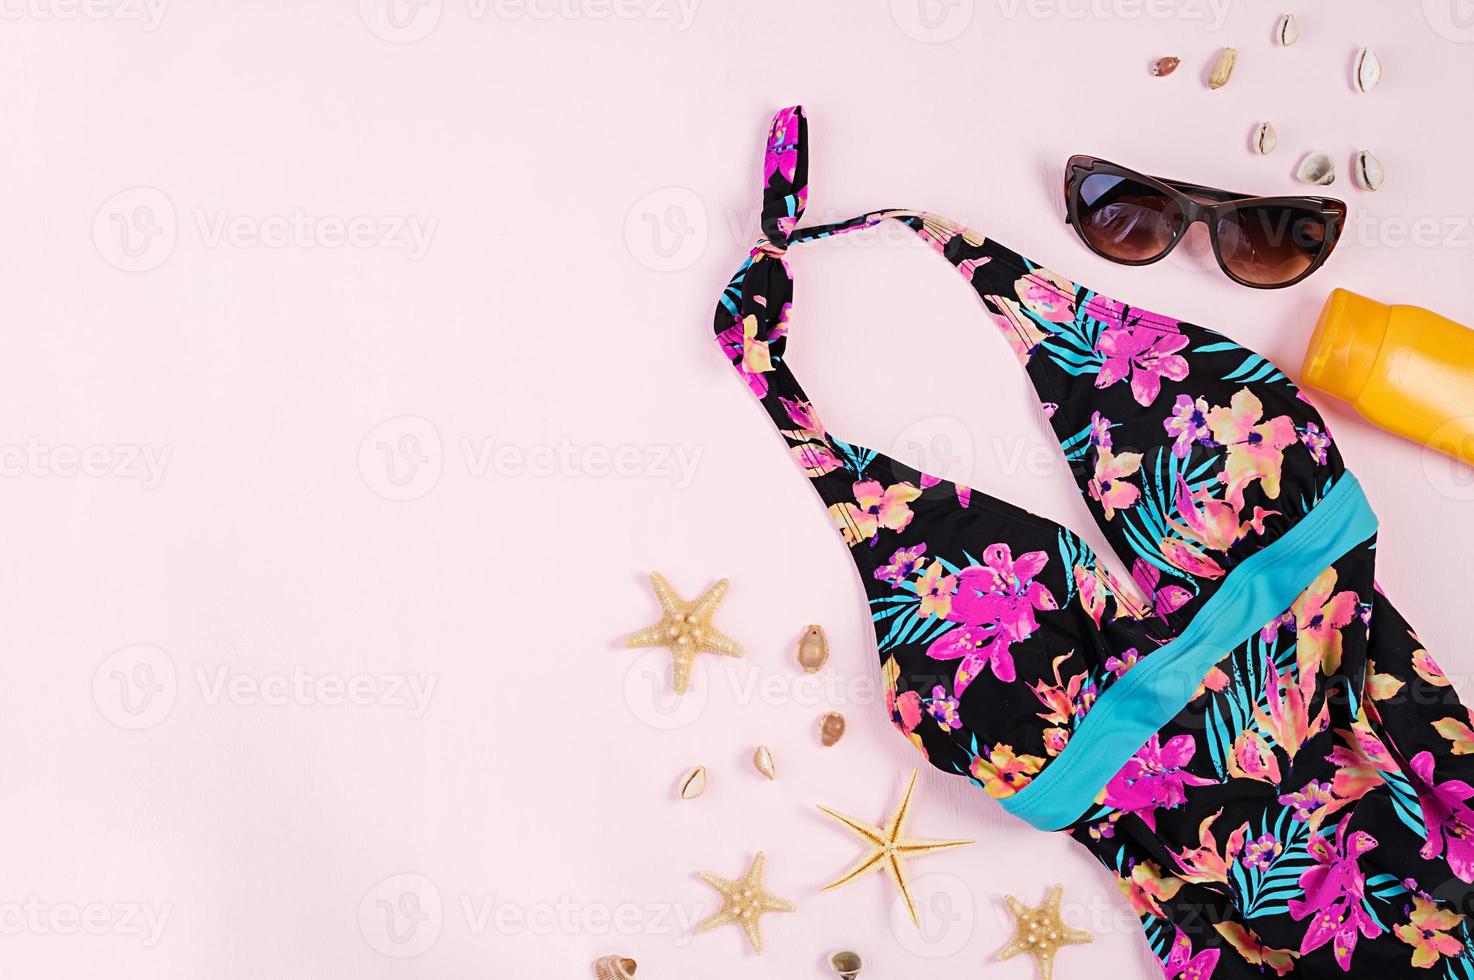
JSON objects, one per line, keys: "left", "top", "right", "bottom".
{"left": 997, "top": 472, "right": 1379, "bottom": 832}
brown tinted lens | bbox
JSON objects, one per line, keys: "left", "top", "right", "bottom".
{"left": 1215, "top": 205, "right": 1328, "bottom": 285}
{"left": 1075, "top": 172, "right": 1185, "bottom": 261}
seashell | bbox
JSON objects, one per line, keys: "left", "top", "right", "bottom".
{"left": 1354, "top": 47, "right": 1381, "bottom": 93}
{"left": 796, "top": 624, "right": 830, "bottom": 673}
{"left": 1275, "top": 13, "right": 1299, "bottom": 46}
{"left": 1150, "top": 56, "right": 1180, "bottom": 77}
{"left": 830, "top": 950, "right": 863, "bottom": 980}
{"left": 1353, "top": 150, "right": 1385, "bottom": 191}
{"left": 1295, "top": 151, "right": 1336, "bottom": 186}
{"left": 1208, "top": 47, "right": 1237, "bottom": 90}
{"left": 753, "top": 745, "right": 776, "bottom": 780}
{"left": 819, "top": 711, "right": 847, "bottom": 747}
{"left": 593, "top": 955, "right": 638, "bottom": 980}
{"left": 678, "top": 765, "right": 707, "bottom": 799}
{"left": 1251, "top": 122, "right": 1278, "bottom": 155}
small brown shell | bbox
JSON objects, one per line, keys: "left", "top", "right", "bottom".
{"left": 1275, "top": 13, "right": 1299, "bottom": 46}
{"left": 1251, "top": 122, "right": 1278, "bottom": 155}
{"left": 819, "top": 711, "right": 847, "bottom": 747}
{"left": 1295, "top": 151, "right": 1336, "bottom": 186}
{"left": 796, "top": 624, "right": 830, "bottom": 673}
{"left": 1150, "top": 56, "right": 1180, "bottom": 77}
{"left": 593, "top": 956, "right": 639, "bottom": 980}
{"left": 1208, "top": 47, "right": 1237, "bottom": 90}
{"left": 1353, "top": 150, "right": 1385, "bottom": 191}
{"left": 753, "top": 745, "right": 776, "bottom": 780}
{"left": 1354, "top": 47, "right": 1382, "bottom": 93}
{"left": 678, "top": 765, "right": 707, "bottom": 800}
{"left": 830, "top": 950, "right": 863, "bottom": 979}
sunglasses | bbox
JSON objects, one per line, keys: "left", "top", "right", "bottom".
{"left": 1063, "top": 156, "right": 1347, "bottom": 288}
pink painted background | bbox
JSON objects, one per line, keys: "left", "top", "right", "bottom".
{"left": 2, "top": 1, "right": 1473, "bottom": 977}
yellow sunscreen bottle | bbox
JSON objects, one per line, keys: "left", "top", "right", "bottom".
{"left": 1302, "top": 288, "right": 1474, "bottom": 466}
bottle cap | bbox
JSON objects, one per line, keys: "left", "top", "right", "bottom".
{"left": 1302, "top": 288, "right": 1392, "bottom": 404}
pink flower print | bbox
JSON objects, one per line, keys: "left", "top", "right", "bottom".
{"left": 1105, "top": 648, "right": 1140, "bottom": 678}
{"left": 987, "top": 296, "right": 1051, "bottom": 363}
{"left": 778, "top": 396, "right": 826, "bottom": 442}
{"left": 788, "top": 441, "right": 843, "bottom": 477}
{"left": 957, "top": 255, "right": 992, "bottom": 282}
{"left": 716, "top": 312, "right": 783, "bottom": 398}
{"left": 1168, "top": 477, "right": 1272, "bottom": 554}
{"left": 1206, "top": 388, "right": 1299, "bottom": 507}
{"left": 1013, "top": 270, "right": 1078, "bottom": 324}
{"left": 1132, "top": 559, "right": 1194, "bottom": 620}
{"left": 1291, "top": 566, "right": 1359, "bottom": 677}
{"left": 829, "top": 480, "right": 922, "bottom": 547}
{"left": 1030, "top": 652, "right": 1087, "bottom": 727}
{"left": 1279, "top": 781, "right": 1336, "bottom": 822}
{"left": 916, "top": 562, "right": 957, "bottom": 620}
{"left": 764, "top": 106, "right": 801, "bottom": 184}
{"left": 1164, "top": 394, "right": 1214, "bottom": 458}
{"left": 1253, "top": 659, "right": 1329, "bottom": 764}
{"left": 1171, "top": 809, "right": 1248, "bottom": 886}
{"left": 1242, "top": 832, "right": 1284, "bottom": 871}
{"left": 1074, "top": 566, "right": 1106, "bottom": 626}
{"left": 1287, "top": 815, "right": 1382, "bottom": 970}
{"left": 1259, "top": 610, "right": 1294, "bottom": 644}
{"left": 1161, "top": 538, "right": 1226, "bottom": 580}
{"left": 888, "top": 686, "right": 923, "bottom": 736}
{"left": 1095, "top": 322, "right": 1190, "bottom": 407}
{"left": 1164, "top": 925, "right": 1221, "bottom": 980}
{"left": 927, "top": 544, "right": 1056, "bottom": 695}
{"left": 1300, "top": 422, "right": 1332, "bottom": 465}
{"left": 1089, "top": 447, "right": 1143, "bottom": 520}
{"left": 1088, "top": 411, "right": 1114, "bottom": 449}
{"left": 1408, "top": 750, "right": 1474, "bottom": 883}
{"left": 927, "top": 624, "right": 1013, "bottom": 690}
{"left": 1102, "top": 734, "right": 1216, "bottom": 831}
{"left": 926, "top": 686, "right": 962, "bottom": 730}
{"left": 948, "top": 545, "right": 1057, "bottom": 636}
{"left": 1227, "top": 729, "right": 1283, "bottom": 784}
{"left": 875, "top": 544, "right": 927, "bottom": 586}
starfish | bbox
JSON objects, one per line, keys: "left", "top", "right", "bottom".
{"left": 997, "top": 884, "right": 1093, "bottom": 980}
{"left": 624, "top": 572, "right": 742, "bottom": 694}
{"left": 817, "top": 769, "right": 973, "bottom": 927}
{"left": 694, "top": 851, "right": 796, "bottom": 954}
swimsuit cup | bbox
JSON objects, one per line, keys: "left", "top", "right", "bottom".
{"left": 713, "top": 106, "right": 1474, "bottom": 977}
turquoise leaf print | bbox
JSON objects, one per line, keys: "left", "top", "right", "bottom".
{"left": 1228, "top": 807, "right": 1317, "bottom": 919}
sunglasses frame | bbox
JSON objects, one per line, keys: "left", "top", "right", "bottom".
{"left": 1063, "top": 155, "right": 1348, "bottom": 289}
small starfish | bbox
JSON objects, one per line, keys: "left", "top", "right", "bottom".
{"left": 817, "top": 769, "right": 973, "bottom": 927}
{"left": 624, "top": 572, "right": 742, "bottom": 694}
{"left": 694, "top": 852, "right": 796, "bottom": 954}
{"left": 997, "top": 884, "right": 1093, "bottom": 980}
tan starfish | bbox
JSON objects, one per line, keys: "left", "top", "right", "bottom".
{"left": 623, "top": 572, "right": 742, "bottom": 694}
{"left": 694, "top": 852, "right": 796, "bottom": 954}
{"left": 997, "top": 884, "right": 1093, "bottom": 980}
{"left": 817, "top": 769, "right": 973, "bottom": 927}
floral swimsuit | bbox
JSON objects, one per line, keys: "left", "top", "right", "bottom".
{"left": 713, "top": 106, "right": 1474, "bottom": 978}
